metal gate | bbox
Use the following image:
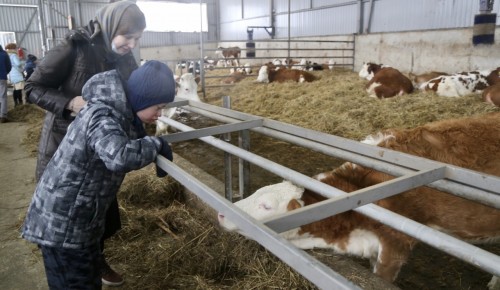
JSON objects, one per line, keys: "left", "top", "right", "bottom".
{"left": 156, "top": 98, "right": 500, "bottom": 290}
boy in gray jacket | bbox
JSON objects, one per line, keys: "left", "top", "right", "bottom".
{"left": 22, "top": 60, "right": 174, "bottom": 289}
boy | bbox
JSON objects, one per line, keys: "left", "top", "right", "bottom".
{"left": 22, "top": 60, "right": 174, "bottom": 289}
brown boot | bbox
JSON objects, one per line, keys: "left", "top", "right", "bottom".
{"left": 100, "top": 258, "right": 124, "bottom": 286}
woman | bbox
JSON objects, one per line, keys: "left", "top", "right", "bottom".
{"left": 25, "top": 1, "right": 146, "bottom": 286}
{"left": 5, "top": 43, "right": 25, "bottom": 106}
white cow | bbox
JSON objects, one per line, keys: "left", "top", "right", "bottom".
{"left": 422, "top": 68, "right": 500, "bottom": 97}
{"left": 156, "top": 73, "right": 201, "bottom": 135}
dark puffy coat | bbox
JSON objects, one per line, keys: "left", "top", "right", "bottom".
{"left": 0, "top": 47, "right": 12, "bottom": 80}
{"left": 26, "top": 22, "right": 138, "bottom": 180}
{"left": 23, "top": 54, "right": 37, "bottom": 80}
{"left": 22, "top": 70, "right": 162, "bottom": 249}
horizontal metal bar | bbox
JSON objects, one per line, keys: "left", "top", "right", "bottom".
{"left": 182, "top": 103, "right": 500, "bottom": 209}
{"left": 158, "top": 119, "right": 263, "bottom": 143}
{"left": 203, "top": 40, "right": 354, "bottom": 44}
{"left": 265, "top": 166, "right": 447, "bottom": 232}
{"left": 156, "top": 156, "right": 361, "bottom": 290}
{"left": 359, "top": 204, "right": 500, "bottom": 277}
{"left": 165, "top": 100, "right": 189, "bottom": 108}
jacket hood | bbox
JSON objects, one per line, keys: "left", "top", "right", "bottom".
{"left": 82, "top": 69, "right": 133, "bottom": 120}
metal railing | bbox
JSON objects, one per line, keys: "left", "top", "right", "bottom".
{"left": 156, "top": 98, "right": 500, "bottom": 289}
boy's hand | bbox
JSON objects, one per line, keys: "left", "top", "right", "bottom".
{"left": 67, "top": 96, "right": 87, "bottom": 116}
{"left": 156, "top": 138, "right": 173, "bottom": 177}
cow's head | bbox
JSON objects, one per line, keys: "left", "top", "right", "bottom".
{"left": 217, "top": 181, "right": 304, "bottom": 236}
{"left": 176, "top": 73, "right": 201, "bottom": 101}
{"left": 359, "top": 62, "right": 384, "bottom": 80}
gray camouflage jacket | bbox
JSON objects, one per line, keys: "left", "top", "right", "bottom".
{"left": 22, "top": 69, "right": 162, "bottom": 249}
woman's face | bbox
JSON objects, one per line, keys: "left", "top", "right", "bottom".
{"left": 111, "top": 31, "right": 143, "bottom": 55}
{"left": 137, "top": 103, "right": 167, "bottom": 124}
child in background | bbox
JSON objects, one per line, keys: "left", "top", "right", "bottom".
{"left": 5, "top": 43, "right": 25, "bottom": 106}
{"left": 23, "top": 54, "right": 37, "bottom": 80}
{"left": 22, "top": 60, "right": 175, "bottom": 289}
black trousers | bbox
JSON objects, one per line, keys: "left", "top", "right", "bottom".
{"left": 40, "top": 244, "right": 102, "bottom": 290}
{"left": 13, "top": 89, "right": 22, "bottom": 105}
{"left": 101, "top": 198, "right": 121, "bottom": 250}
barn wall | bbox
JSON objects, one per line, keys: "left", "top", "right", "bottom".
{"left": 354, "top": 28, "right": 500, "bottom": 74}
{"left": 218, "top": 0, "right": 500, "bottom": 40}
{"left": 141, "top": 27, "right": 500, "bottom": 75}
{"left": 140, "top": 42, "right": 219, "bottom": 72}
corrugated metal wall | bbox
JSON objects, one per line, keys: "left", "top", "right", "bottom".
{"left": 219, "top": 0, "right": 500, "bottom": 40}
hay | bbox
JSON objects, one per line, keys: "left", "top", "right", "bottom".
{"left": 8, "top": 104, "right": 45, "bottom": 157}
{"left": 204, "top": 68, "right": 499, "bottom": 140}
{"left": 106, "top": 167, "right": 316, "bottom": 289}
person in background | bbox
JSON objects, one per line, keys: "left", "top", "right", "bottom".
{"left": 22, "top": 60, "right": 175, "bottom": 290}
{"left": 5, "top": 43, "right": 25, "bottom": 107}
{"left": 25, "top": 1, "right": 146, "bottom": 286}
{"left": 0, "top": 45, "right": 12, "bottom": 123}
{"left": 23, "top": 54, "right": 37, "bottom": 80}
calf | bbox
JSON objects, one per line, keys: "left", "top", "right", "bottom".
{"left": 156, "top": 73, "right": 201, "bottom": 135}
{"left": 291, "top": 59, "right": 310, "bottom": 71}
{"left": 365, "top": 67, "right": 414, "bottom": 99}
{"left": 408, "top": 71, "right": 449, "bottom": 90}
{"left": 482, "top": 83, "right": 500, "bottom": 106}
{"left": 219, "top": 113, "right": 500, "bottom": 287}
{"left": 327, "top": 59, "right": 336, "bottom": 70}
{"left": 422, "top": 68, "right": 500, "bottom": 97}
{"left": 256, "top": 65, "right": 316, "bottom": 83}
{"left": 216, "top": 46, "right": 241, "bottom": 67}
{"left": 359, "top": 62, "right": 389, "bottom": 80}
{"left": 221, "top": 70, "right": 246, "bottom": 84}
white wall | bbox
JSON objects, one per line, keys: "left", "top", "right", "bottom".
{"left": 355, "top": 27, "right": 500, "bottom": 74}
{"left": 140, "top": 27, "right": 500, "bottom": 75}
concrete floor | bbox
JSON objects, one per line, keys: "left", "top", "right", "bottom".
{"left": 0, "top": 91, "right": 48, "bottom": 290}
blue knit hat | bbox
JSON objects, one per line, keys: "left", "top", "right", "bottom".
{"left": 127, "top": 60, "right": 175, "bottom": 112}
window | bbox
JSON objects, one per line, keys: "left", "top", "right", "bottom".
{"left": 136, "top": 1, "right": 207, "bottom": 32}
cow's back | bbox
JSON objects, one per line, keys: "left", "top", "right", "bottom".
{"left": 366, "top": 67, "right": 414, "bottom": 98}
{"left": 356, "top": 113, "right": 500, "bottom": 240}
{"left": 379, "top": 112, "right": 500, "bottom": 176}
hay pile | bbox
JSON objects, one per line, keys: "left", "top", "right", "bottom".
{"left": 203, "top": 68, "right": 499, "bottom": 140}
{"left": 106, "top": 167, "right": 316, "bottom": 289}
{"left": 9, "top": 104, "right": 45, "bottom": 157}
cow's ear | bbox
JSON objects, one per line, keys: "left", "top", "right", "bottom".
{"left": 287, "top": 199, "right": 302, "bottom": 211}
{"left": 195, "top": 76, "right": 201, "bottom": 84}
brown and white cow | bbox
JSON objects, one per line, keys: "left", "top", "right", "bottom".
{"left": 218, "top": 113, "right": 500, "bottom": 287}
{"left": 358, "top": 62, "right": 390, "bottom": 80}
{"left": 482, "top": 83, "right": 500, "bottom": 107}
{"left": 256, "top": 64, "right": 317, "bottom": 83}
{"left": 365, "top": 67, "right": 414, "bottom": 99}
{"left": 221, "top": 69, "right": 247, "bottom": 84}
{"left": 422, "top": 68, "right": 500, "bottom": 97}
{"left": 216, "top": 46, "right": 241, "bottom": 67}
{"left": 408, "top": 71, "right": 449, "bottom": 90}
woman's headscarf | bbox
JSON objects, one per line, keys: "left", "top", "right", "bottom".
{"left": 92, "top": 1, "right": 146, "bottom": 51}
